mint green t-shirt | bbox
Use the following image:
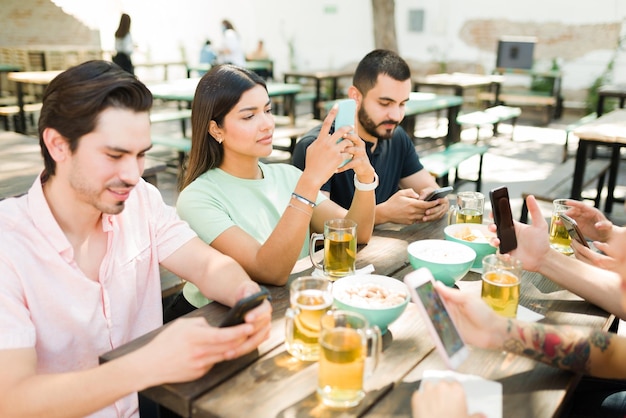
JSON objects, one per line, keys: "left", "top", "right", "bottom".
{"left": 176, "top": 162, "right": 327, "bottom": 307}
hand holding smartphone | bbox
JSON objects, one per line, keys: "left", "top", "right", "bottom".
{"left": 423, "top": 186, "right": 454, "bottom": 202}
{"left": 559, "top": 213, "right": 590, "bottom": 248}
{"left": 489, "top": 186, "right": 518, "bottom": 254}
{"left": 219, "top": 286, "right": 271, "bottom": 327}
{"left": 334, "top": 99, "right": 357, "bottom": 168}
{"left": 404, "top": 269, "right": 469, "bottom": 369}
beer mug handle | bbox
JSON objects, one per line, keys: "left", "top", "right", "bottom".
{"left": 284, "top": 306, "right": 300, "bottom": 347}
{"left": 364, "top": 325, "right": 382, "bottom": 377}
{"left": 309, "top": 233, "right": 325, "bottom": 270}
{"left": 447, "top": 205, "right": 458, "bottom": 225}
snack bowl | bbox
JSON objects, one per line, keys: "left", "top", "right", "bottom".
{"left": 407, "top": 239, "right": 476, "bottom": 286}
{"left": 444, "top": 223, "right": 497, "bottom": 268}
{"left": 332, "top": 274, "right": 410, "bottom": 334}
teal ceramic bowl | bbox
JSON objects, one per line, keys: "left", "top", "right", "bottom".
{"left": 444, "top": 223, "right": 497, "bottom": 268}
{"left": 407, "top": 239, "right": 476, "bottom": 286}
{"left": 332, "top": 274, "right": 410, "bottom": 334}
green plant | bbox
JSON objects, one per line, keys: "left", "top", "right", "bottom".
{"left": 586, "top": 35, "right": 625, "bottom": 114}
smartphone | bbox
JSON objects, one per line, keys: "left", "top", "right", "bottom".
{"left": 218, "top": 286, "right": 271, "bottom": 327}
{"left": 334, "top": 98, "right": 357, "bottom": 168}
{"left": 559, "top": 213, "right": 590, "bottom": 248}
{"left": 489, "top": 186, "right": 518, "bottom": 254}
{"left": 423, "top": 186, "right": 454, "bottom": 202}
{"left": 404, "top": 268, "right": 469, "bottom": 369}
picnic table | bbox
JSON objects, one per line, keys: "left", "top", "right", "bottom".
{"left": 100, "top": 216, "right": 612, "bottom": 418}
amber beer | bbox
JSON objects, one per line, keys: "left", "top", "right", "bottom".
{"left": 318, "top": 328, "right": 365, "bottom": 406}
{"left": 549, "top": 214, "right": 573, "bottom": 255}
{"left": 548, "top": 199, "right": 574, "bottom": 255}
{"left": 285, "top": 277, "right": 333, "bottom": 361}
{"left": 317, "top": 311, "right": 380, "bottom": 408}
{"left": 310, "top": 219, "right": 357, "bottom": 280}
{"left": 455, "top": 208, "right": 483, "bottom": 224}
{"left": 481, "top": 271, "right": 520, "bottom": 318}
{"left": 324, "top": 231, "right": 357, "bottom": 278}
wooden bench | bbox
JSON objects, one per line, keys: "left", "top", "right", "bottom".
{"left": 420, "top": 143, "right": 489, "bottom": 192}
{"left": 519, "top": 158, "right": 611, "bottom": 223}
{"left": 150, "top": 135, "right": 191, "bottom": 177}
{"left": 0, "top": 102, "right": 42, "bottom": 131}
{"left": 563, "top": 113, "right": 597, "bottom": 163}
{"left": 150, "top": 108, "right": 191, "bottom": 137}
{"left": 456, "top": 105, "right": 521, "bottom": 143}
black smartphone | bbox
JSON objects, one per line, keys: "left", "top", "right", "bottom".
{"left": 559, "top": 213, "right": 590, "bottom": 248}
{"left": 423, "top": 186, "right": 454, "bottom": 202}
{"left": 218, "top": 286, "right": 271, "bottom": 327}
{"left": 489, "top": 186, "right": 518, "bottom": 254}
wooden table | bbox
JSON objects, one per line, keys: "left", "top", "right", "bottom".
{"left": 572, "top": 109, "right": 626, "bottom": 213}
{"left": 283, "top": 70, "right": 354, "bottom": 119}
{"left": 596, "top": 84, "right": 626, "bottom": 116}
{"left": 7, "top": 70, "right": 60, "bottom": 134}
{"left": 0, "top": 63, "right": 22, "bottom": 97}
{"left": 148, "top": 78, "right": 302, "bottom": 125}
{"left": 413, "top": 72, "right": 502, "bottom": 101}
{"left": 100, "top": 217, "right": 611, "bottom": 418}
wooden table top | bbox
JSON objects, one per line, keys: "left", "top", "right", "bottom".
{"left": 413, "top": 72, "right": 503, "bottom": 88}
{"left": 7, "top": 70, "right": 61, "bottom": 85}
{"left": 147, "top": 78, "right": 301, "bottom": 102}
{"left": 100, "top": 217, "right": 612, "bottom": 418}
{"left": 283, "top": 70, "right": 354, "bottom": 80}
{"left": 573, "top": 109, "right": 626, "bottom": 144}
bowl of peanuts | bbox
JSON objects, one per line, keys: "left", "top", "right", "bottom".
{"left": 444, "top": 223, "right": 496, "bottom": 268}
{"left": 332, "top": 274, "right": 410, "bottom": 334}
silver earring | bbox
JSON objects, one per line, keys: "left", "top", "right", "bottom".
{"left": 215, "top": 137, "right": 223, "bottom": 144}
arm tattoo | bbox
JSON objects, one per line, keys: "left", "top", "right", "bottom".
{"left": 501, "top": 323, "right": 613, "bottom": 374}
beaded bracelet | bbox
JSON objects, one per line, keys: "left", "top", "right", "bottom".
{"left": 288, "top": 203, "right": 313, "bottom": 216}
{"left": 291, "top": 192, "right": 316, "bottom": 208}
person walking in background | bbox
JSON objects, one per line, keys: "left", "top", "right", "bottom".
{"left": 217, "top": 19, "right": 245, "bottom": 67}
{"left": 113, "top": 13, "right": 135, "bottom": 74}
{"left": 246, "top": 39, "right": 269, "bottom": 61}
{"left": 164, "top": 64, "right": 376, "bottom": 321}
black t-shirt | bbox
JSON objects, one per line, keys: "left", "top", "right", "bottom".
{"left": 292, "top": 124, "right": 424, "bottom": 209}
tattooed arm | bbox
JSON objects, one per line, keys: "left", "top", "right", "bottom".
{"left": 436, "top": 282, "right": 626, "bottom": 379}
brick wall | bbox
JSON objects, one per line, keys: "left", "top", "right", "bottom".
{"left": 0, "top": 0, "right": 100, "bottom": 47}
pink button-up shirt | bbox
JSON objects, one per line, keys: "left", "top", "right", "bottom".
{"left": 0, "top": 175, "right": 197, "bottom": 417}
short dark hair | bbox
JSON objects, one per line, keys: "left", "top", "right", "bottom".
{"left": 38, "top": 60, "right": 152, "bottom": 175}
{"left": 353, "top": 49, "right": 411, "bottom": 96}
{"left": 181, "top": 64, "right": 266, "bottom": 190}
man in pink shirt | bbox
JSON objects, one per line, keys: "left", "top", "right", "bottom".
{"left": 0, "top": 60, "right": 272, "bottom": 417}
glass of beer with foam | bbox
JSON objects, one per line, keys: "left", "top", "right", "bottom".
{"left": 481, "top": 254, "right": 522, "bottom": 318}
{"left": 549, "top": 199, "right": 574, "bottom": 256}
{"left": 448, "top": 191, "right": 485, "bottom": 224}
{"left": 317, "top": 310, "right": 381, "bottom": 408}
{"left": 285, "top": 276, "right": 333, "bottom": 361}
{"left": 309, "top": 219, "right": 357, "bottom": 280}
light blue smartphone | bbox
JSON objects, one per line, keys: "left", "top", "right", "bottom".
{"left": 334, "top": 98, "right": 356, "bottom": 168}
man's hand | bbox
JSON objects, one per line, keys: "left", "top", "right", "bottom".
{"left": 565, "top": 199, "right": 613, "bottom": 242}
{"left": 376, "top": 189, "right": 448, "bottom": 225}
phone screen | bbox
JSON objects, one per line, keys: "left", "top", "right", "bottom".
{"left": 490, "top": 186, "right": 517, "bottom": 253}
{"left": 413, "top": 280, "right": 466, "bottom": 359}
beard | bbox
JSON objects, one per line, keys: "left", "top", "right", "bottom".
{"left": 69, "top": 164, "right": 130, "bottom": 215}
{"left": 358, "top": 106, "right": 398, "bottom": 140}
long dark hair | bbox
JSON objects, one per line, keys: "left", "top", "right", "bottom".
{"left": 115, "top": 13, "right": 131, "bottom": 39}
{"left": 180, "top": 64, "right": 266, "bottom": 191}
{"left": 39, "top": 60, "right": 152, "bottom": 176}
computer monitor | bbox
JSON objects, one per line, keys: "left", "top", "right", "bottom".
{"left": 496, "top": 37, "right": 536, "bottom": 70}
